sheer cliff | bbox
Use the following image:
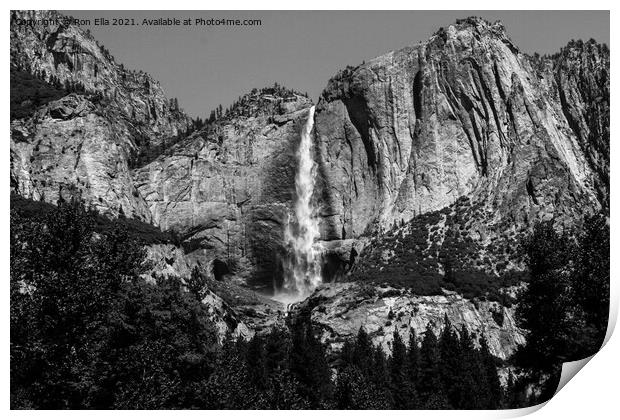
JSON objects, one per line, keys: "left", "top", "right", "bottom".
{"left": 133, "top": 88, "right": 314, "bottom": 289}
{"left": 10, "top": 10, "right": 190, "bottom": 219}
{"left": 314, "top": 18, "right": 608, "bottom": 247}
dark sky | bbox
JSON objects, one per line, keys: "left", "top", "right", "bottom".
{"left": 66, "top": 10, "right": 609, "bottom": 119}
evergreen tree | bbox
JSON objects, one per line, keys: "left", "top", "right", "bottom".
{"left": 439, "top": 315, "right": 462, "bottom": 406}
{"left": 245, "top": 334, "right": 267, "bottom": 390}
{"left": 418, "top": 324, "right": 450, "bottom": 408}
{"left": 264, "top": 369, "right": 309, "bottom": 409}
{"left": 336, "top": 365, "right": 379, "bottom": 409}
{"left": 352, "top": 327, "right": 374, "bottom": 375}
{"left": 573, "top": 215, "right": 609, "bottom": 345}
{"left": 289, "top": 321, "right": 333, "bottom": 408}
{"left": 204, "top": 335, "right": 264, "bottom": 409}
{"left": 479, "top": 337, "right": 502, "bottom": 409}
{"left": 337, "top": 328, "right": 393, "bottom": 409}
{"left": 407, "top": 329, "right": 420, "bottom": 387}
{"left": 10, "top": 198, "right": 219, "bottom": 409}
{"left": 514, "top": 221, "right": 578, "bottom": 369}
{"left": 186, "top": 266, "right": 208, "bottom": 300}
{"left": 513, "top": 216, "right": 609, "bottom": 406}
{"left": 389, "top": 330, "right": 417, "bottom": 408}
{"left": 455, "top": 326, "right": 483, "bottom": 409}
{"left": 370, "top": 346, "right": 394, "bottom": 408}
{"left": 503, "top": 369, "right": 528, "bottom": 409}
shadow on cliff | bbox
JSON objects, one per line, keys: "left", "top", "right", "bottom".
{"left": 10, "top": 193, "right": 179, "bottom": 246}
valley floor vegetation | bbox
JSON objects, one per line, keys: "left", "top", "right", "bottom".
{"left": 10, "top": 196, "right": 609, "bottom": 409}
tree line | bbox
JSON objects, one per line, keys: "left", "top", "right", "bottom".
{"left": 509, "top": 215, "right": 609, "bottom": 404}
{"left": 10, "top": 197, "right": 609, "bottom": 409}
{"left": 10, "top": 67, "right": 87, "bottom": 120}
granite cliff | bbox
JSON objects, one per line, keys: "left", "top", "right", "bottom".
{"left": 314, "top": 18, "right": 608, "bottom": 244}
{"left": 10, "top": 10, "right": 190, "bottom": 219}
{"left": 133, "top": 87, "right": 314, "bottom": 289}
{"left": 9, "top": 14, "right": 609, "bottom": 361}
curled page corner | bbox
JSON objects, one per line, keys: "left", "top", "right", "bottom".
{"left": 554, "top": 309, "right": 617, "bottom": 397}
{"left": 555, "top": 356, "right": 594, "bottom": 396}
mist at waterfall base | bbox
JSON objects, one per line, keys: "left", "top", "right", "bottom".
{"left": 274, "top": 106, "right": 324, "bottom": 304}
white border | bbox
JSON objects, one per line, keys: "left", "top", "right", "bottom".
{"left": 2, "top": 2, "right": 616, "bottom": 419}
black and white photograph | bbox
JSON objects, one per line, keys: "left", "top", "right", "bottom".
{"left": 8, "top": 7, "right": 611, "bottom": 412}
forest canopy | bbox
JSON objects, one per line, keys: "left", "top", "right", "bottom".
{"left": 10, "top": 197, "right": 609, "bottom": 409}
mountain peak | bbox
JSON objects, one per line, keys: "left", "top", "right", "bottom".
{"left": 453, "top": 16, "right": 506, "bottom": 33}
{"left": 427, "top": 16, "right": 516, "bottom": 53}
{"left": 209, "top": 84, "right": 312, "bottom": 123}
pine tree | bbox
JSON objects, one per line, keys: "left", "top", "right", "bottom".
{"left": 418, "top": 324, "right": 449, "bottom": 408}
{"left": 10, "top": 198, "right": 218, "bottom": 409}
{"left": 439, "top": 315, "right": 463, "bottom": 407}
{"left": 186, "top": 266, "right": 207, "bottom": 300}
{"left": 407, "top": 328, "right": 420, "bottom": 386}
{"left": 336, "top": 365, "right": 377, "bottom": 409}
{"left": 205, "top": 335, "right": 263, "bottom": 409}
{"left": 371, "top": 345, "right": 394, "bottom": 408}
{"left": 289, "top": 322, "right": 333, "bottom": 408}
{"left": 264, "top": 369, "right": 309, "bottom": 409}
{"left": 337, "top": 328, "right": 392, "bottom": 409}
{"left": 455, "top": 326, "right": 483, "bottom": 409}
{"left": 503, "top": 369, "right": 528, "bottom": 408}
{"left": 513, "top": 216, "right": 609, "bottom": 406}
{"left": 389, "top": 330, "right": 417, "bottom": 408}
{"left": 352, "top": 327, "right": 373, "bottom": 375}
{"left": 479, "top": 337, "right": 502, "bottom": 409}
{"left": 573, "top": 215, "right": 609, "bottom": 345}
{"left": 245, "top": 334, "right": 267, "bottom": 390}
{"left": 514, "top": 221, "right": 580, "bottom": 369}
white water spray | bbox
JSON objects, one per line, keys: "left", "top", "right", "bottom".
{"left": 276, "top": 106, "right": 323, "bottom": 303}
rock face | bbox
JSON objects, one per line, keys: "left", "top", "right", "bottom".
{"left": 11, "top": 14, "right": 609, "bottom": 288}
{"left": 133, "top": 89, "right": 314, "bottom": 289}
{"left": 199, "top": 289, "right": 253, "bottom": 343}
{"left": 10, "top": 13, "right": 609, "bottom": 356}
{"left": 293, "top": 282, "right": 524, "bottom": 360}
{"left": 143, "top": 243, "right": 286, "bottom": 343}
{"left": 143, "top": 243, "right": 195, "bottom": 281}
{"left": 11, "top": 94, "right": 152, "bottom": 219}
{"left": 553, "top": 40, "right": 610, "bottom": 208}
{"left": 314, "top": 18, "right": 608, "bottom": 242}
{"left": 10, "top": 10, "right": 190, "bottom": 219}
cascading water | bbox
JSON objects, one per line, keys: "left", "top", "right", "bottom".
{"left": 276, "top": 106, "right": 323, "bottom": 303}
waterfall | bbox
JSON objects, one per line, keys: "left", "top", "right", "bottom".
{"left": 276, "top": 106, "right": 323, "bottom": 303}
